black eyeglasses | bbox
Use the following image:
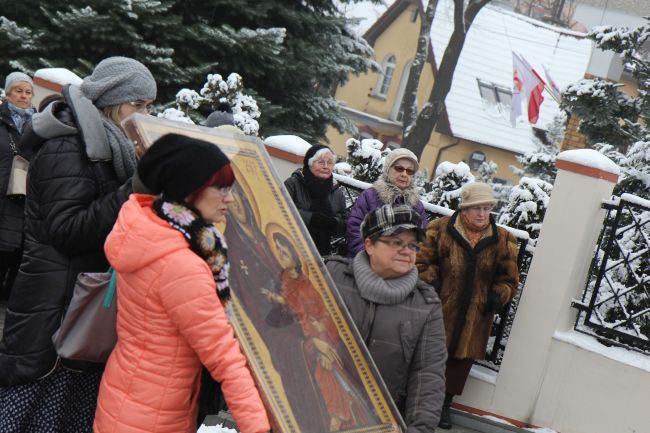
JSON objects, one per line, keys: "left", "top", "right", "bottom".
{"left": 377, "top": 237, "right": 420, "bottom": 252}
{"left": 392, "top": 165, "right": 416, "bottom": 176}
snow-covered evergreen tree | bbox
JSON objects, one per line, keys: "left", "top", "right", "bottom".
{"left": 562, "top": 19, "right": 650, "bottom": 199}
{"left": 161, "top": 73, "right": 261, "bottom": 135}
{"left": 412, "top": 168, "right": 430, "bottom": 197}
{"left": 498, "top": 177, "right": 552, "bottom": 242}
{"left": 0, "top": 0, "right": 379, "bottom": 143}
{"left": 345, "top": 137, "right": 386, "bottom": 183}
{"left": 477, "top": 160, "right": 498, "bottom": 183}
{"left": 561, "top": 21, "right": 650, "bottom": 347}
{"left": 425, "top": 161, "right": 474, "bottom": 209}
{"left": 511, "top": 114, "right": 564, "bottom": 184}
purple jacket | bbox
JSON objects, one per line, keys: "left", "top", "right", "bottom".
{"left": 346, "top": 187, "right": 428, "bottom": 257}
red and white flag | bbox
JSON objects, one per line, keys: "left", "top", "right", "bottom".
{"left": 510, "top": 53, "right": 524, "bottom": 127}
{"left": 543, "top": 64, "right": 562, "bottom": 103}
{"left": 512, "top": 52, "right": 546, "bottom": 125}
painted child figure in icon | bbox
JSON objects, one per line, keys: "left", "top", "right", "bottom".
{"left": 263, "top": 231, "right": 376, "bottom": 431}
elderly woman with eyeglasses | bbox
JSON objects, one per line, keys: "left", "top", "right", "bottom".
{"left": 326, "top": 204, "right": 447, "bottom": 432}
{"left": 284, "top": 144, "right": 348, "bottom": 255}
{"left": 0, "top": 56, "right": 157, "bottom": 432}
{"left": 347, "top": 148, "right": 428, "bottom": 258}
{"left": 416, "top": 182, "right": 519, "bottom": 430}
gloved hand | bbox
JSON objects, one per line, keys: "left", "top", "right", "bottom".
{"left": 484, "top": 290, "right": 502, "bottom": 314}
{"left": 310, "top": 212, "right": 338, "bottom": 229}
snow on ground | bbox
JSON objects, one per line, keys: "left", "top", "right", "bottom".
{"left": 557, "top": 149, "right": 621, "bottom": 174}
{"left": 481, "top": 415, "right": 516, "bottom": 426}
{"left": 524, "top": 428, "right": 559, "bottom": 433}
{"left": 197, "top": 425, "right": 238, "bottom": 433}
{"left": 469, "top": 364, "right": 498, "bottom": 385}
{"left": 264, "top": 135, "right": 312, "bottom": 156}
{"left": 553, "top": 330, "right": 650, "bottom": 372}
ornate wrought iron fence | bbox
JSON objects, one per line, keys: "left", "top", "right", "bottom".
{"left": 572, "top": 193, "right": 650, "bottom": 354}
{"left": 332, "top": 174, "right": 535, "bottom": 371}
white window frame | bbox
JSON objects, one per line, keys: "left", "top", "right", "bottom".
{"left": 374, "top": 54, "right": 397, "bottom": 98}
{"left": 476, "top": 78, "right": 512, "bottom": 116}
{"left": 391, "top": 60, "right": 414, "bottom": 121}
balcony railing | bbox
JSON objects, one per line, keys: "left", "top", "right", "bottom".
{"left": 572, "top": 193, "right": 650, "bottom": 354}
{"left": 333, "top": 174, "right": 534, "bottom": 371}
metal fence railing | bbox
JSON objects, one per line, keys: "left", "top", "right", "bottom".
{"left": 333, "top": 174, "right": 535, "bottom": 371}
{"left": 572, "top": 193, "right": 650, "bottom": 354}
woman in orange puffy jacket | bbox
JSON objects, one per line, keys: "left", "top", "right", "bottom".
{"left": 93, "top": 133, "right": 270, "bottom": 433}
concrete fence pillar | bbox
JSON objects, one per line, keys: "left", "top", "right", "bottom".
{"left": 458, "top": 149, "right": 621, "bottom": 425}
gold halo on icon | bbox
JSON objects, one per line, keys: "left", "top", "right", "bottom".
{"left": 265, "top": 222, "right": 307, "bottom": 276}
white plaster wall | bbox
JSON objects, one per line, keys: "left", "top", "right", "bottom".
{"left": 267, "top": 154, "right": 301, "bottom": 182}
{"left": 452, "top": 154, "right": 650, "bottom": 433}
{"left": 532, "top": 339, "right": 650, "bottom": 433}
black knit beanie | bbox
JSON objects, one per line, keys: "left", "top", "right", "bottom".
{"left": 137, "top": 133, "right": 231, "bottom": 201}
{"left": 303, "top": 144, "right": 332, "bottom": 173}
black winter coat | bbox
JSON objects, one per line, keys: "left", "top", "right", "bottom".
{"left": 0, "top": 103, "right": 130, "bottom": 386}
{"left": 325, "top": 256, "right": 447, "bottom": 433}
{"left": 0, "top": 102, "right": 25, "bottom": 251}
{"left": 284, "top": 169, "right": 348, "bottom": 255}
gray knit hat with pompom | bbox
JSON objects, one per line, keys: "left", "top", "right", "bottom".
{"left": 80, "top": 56, "right": 156, "bottom": 108}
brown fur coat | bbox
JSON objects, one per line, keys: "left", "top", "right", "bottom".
{"left": 416, "top": 212, "right": 519, "bottom": 360}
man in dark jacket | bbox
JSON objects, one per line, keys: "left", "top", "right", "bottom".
{"left": 326, "top": 204, "right": 447, "bottom": 432}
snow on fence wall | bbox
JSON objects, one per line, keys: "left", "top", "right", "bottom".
{"left": 573, "top": 193, "right": 650, "bottom": 354}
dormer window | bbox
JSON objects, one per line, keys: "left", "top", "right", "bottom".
{"left": 375, "top": 55, "right": 396, "bottom": 98}
{"left": 477, "top": 79, "right": 512, "bottom": 117}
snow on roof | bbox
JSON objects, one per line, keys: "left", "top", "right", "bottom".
{"left": 34, "top": 68, "right": 83, "bottom": 86}
{"left": 558, "top": 149, "right": 620, "bottom": 174}
{"left": 264, "top": 135, "right": 312, "bottom": 156}
{"left": 430, "top": 0, "right": 593, "bottom": 154}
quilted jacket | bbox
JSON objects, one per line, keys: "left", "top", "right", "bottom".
{"left": 94, "top": 194, "right": 270, "bottom": 433}
{"left": 0, "top": 99, "right": 128, "bottom": 386}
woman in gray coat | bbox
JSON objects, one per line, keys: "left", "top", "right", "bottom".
{"left": 326, "top": 204, "right": 447, "bottom": 432}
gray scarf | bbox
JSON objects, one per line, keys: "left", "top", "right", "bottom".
{"left": 352, "top": 252, "right": 418, "bottom": 304}
{"left": 101, "top": 116, "right": 136, "bottom": 183}
{"left": 7, "top": 102, "right": 34, "bottom": 133}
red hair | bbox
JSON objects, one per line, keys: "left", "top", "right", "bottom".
{"left": 185, "top": 163, "right": 235, "bottom": 205}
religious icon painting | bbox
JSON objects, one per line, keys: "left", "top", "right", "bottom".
{"left": 122, "top": 114, "right": 405, "bottom": 433}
